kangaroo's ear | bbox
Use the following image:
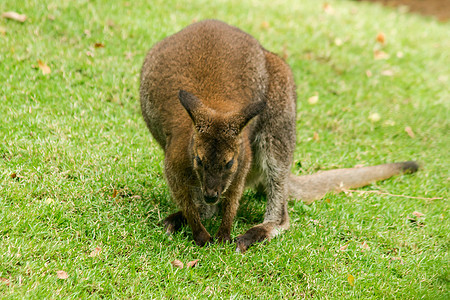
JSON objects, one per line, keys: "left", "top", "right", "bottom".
{"left": 178, "top": 90, "right": 203, "bottom": 124}
{"left": 237, "top": 101, "right": 266, "bottom": 131}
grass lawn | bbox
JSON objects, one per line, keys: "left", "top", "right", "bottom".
{"left": 1, "top": 0, "right": 448, "bottom": 298}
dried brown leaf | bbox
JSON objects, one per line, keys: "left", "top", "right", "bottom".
{"left": 313, "top": 132, "right": 320, "bottom": 141}
{"left": 339, "top": 244, "right": 348, "bottom": 251}
{"left": 89, "top": 247, "right": 102, "bottom": 257}
{"left": 376, "top": 32, "right": 386, "bottom": 44}
{"left": 405, "top": 126, "right": 415, "bottom": 138}
{"left": 368, "top": 112, "right": 381, "bottom": 122}
{"left": 37, "top": 60, "right": 51, "bottom": 75}
{"left": 389, "top": 257, "right": 404, "bottom": 264}
{"left": 412, "top": 211, "right": 424, "bottom": 218}
{"left": 171, "top": 260, "right": 184, "bottom": 269}
{"left": 94, "top": 42, "right": 105, "bottom": 48}
{"left": 10, "top": 173, "right": 17, "bottom": 179}
{"left": 186, "top": 259, "right": 199, "bottom": 268}
{"left": 348, "top": 274, "right": 355, "bottom": 286}
{"left": 125, "top": 52, "right": 134, "bottom": 60}
{"left": 2, "top": 11, "right": 27, "bottom": 23}
{"left": 57, "top": 270, "right": 68, "bottom": 279}
{"left": 260, "top": 21, "right": 270, "bottom": 30}
{"left": 381, "top": 69, "right": 394, "bottom": 76}
{"left": 361, "top": 241, "right": 370, "bottom": 251}
{"left": 374, "top": 50, "right": 389, "bottom": 60}
{"left": 323, "top": 3, "right": 334, "bottom": 15}
{"left": 44, "top": 198, "right": 54, "bottom": 204}
{"left": 112, "top": 188, "right": 118, "bottom": 198}
{"left": 308, "top": 95, "right": 319, "bottom": 105}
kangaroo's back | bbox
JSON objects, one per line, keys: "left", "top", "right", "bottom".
{"left": 140, "top": 20, "right": 268, "bottom": 148}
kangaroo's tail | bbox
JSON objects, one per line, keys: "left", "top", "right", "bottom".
{"left": 288, "top": 161, "right": 419, "bottom": 204}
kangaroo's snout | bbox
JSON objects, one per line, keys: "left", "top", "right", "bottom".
{"left": 204, "top": 188, "right": 220, "bottom": 204}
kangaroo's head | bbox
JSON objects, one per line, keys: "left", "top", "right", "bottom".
{"left": 178, "top": 90, "right": 265, "bottom": 205}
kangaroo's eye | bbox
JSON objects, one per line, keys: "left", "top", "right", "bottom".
{"left": 225, "top": 158, "right": 234, "bottom": 169}
{"left": 195, "top": 156, "right": 203, "bottom": 167}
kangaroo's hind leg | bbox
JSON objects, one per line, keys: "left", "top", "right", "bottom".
{"left": 236, "top": 51, "right": 297, "bottom": 252}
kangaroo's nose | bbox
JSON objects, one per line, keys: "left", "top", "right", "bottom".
{"left": 204, "top": 190, "right": 219, "bottom": 204}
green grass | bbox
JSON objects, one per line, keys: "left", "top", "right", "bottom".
{"left": 1, "top": 0, "right": 448, "bottom": 298}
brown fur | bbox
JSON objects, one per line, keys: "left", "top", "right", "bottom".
{"left": 139, "top": 20, "right": 419, "bottom": 251}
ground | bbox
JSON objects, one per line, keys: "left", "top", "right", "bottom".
{"left": 362, "top": 0, "right": 450, "bottom": 21}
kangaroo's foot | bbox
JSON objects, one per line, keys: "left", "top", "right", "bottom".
{"left": 163, "top": 211, "right": 186, "bottom": 234}
{"left": 235, "top": 221, "right": 286, "bottom": 252}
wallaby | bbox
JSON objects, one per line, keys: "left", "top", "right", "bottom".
{"left": 139, "top": 20, "right": 418, "bottom": 252}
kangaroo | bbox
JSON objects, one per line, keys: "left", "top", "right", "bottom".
{"left": 139, "top": 20, "right": 418, "bottom": 252}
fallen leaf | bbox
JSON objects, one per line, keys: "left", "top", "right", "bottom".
{"left": 405, "top": 126, "right": 415, "bottom": 138}
{"left": 412, "top": 211, "right": 424, "bottom": 218}
{"left": 313, "top": 131, "right": 320, "bottom": 141}
{"left": 44, "top": 198, "right": 54, "bottom": 204}
{"left": 383, "top": 120, "right": 395, "bottom": 126}
{"left": 186, "top": 259, "right": 199, "bottom": 268}
{"left": 281, "top": 44, "right": 289, "bottom": 60}
{"left": 2, "top": 11, "right": 27, "bottom": 23}
{"left": 374, "top": 50, "right": 389, "bottom": 60}
{"left": 125, "top": 52, "right": 133, "bottom": 60}
{"left": 106, "top": 19, "right": 116, "bottom": 28}
{"left": 323, "top": 3, "right": 334, "bottom": 15}
{"left": 37, "top": 60, "right": 51, "bottom": 75}
{"left": 0, "top": 277, "right": 10, "bottom": 286}
{"left": 10, "top": 173, "right": 16, "bottom": 179}
{"left": 171, "top": 260, "right": 184, "bottom": 269}
{"left": 381, "top": 70, "right": 394, "bottom": 76}
{"left": 308, "top": 94, "right": 319, "bottom": 105}
{"left": 361, "top": 241, "right": 370, "bottom": 251}
{"left": 57, "top": 270, "right": 68, "bottom": 279}
{"left": 438, "top": 75, "right": 448, "bottom": 83}
{"left": 94, "top": 42, "right": 105, "bottom": 48}
{"left": 112, "top": 188, "right": 118, "bottom": 198}
{"left": 260, "top": 21, "right": 270, "bottom": 30}
{"left": 340, "top": 244, "right": 348, "bottom": 251}
{"left": 89, "top": 247, "right": 102, "bottom": 257}
{"left": 348, "top": 274, "right": 355, "bottom": 286}
{"left": 389, "top": 257, "right": 404, "bottom": 264}
{"left": 368, "top": 112, "right": 381, "bottom": 122}
{"left": 376, "top": 32, "right": 386, "bottom": 44}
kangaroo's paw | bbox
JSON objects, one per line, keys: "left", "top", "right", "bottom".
{"left": 235, "top": 225, "right": 272, "bottom": 253}
{"left": 163, "top": 211, "right": 186, "bottom": 234}
{"left": 193, "top": 230, "right": 213, "bottom": 247}
{"left": 216, "top": 232, "right": 232, "bottom": 244}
